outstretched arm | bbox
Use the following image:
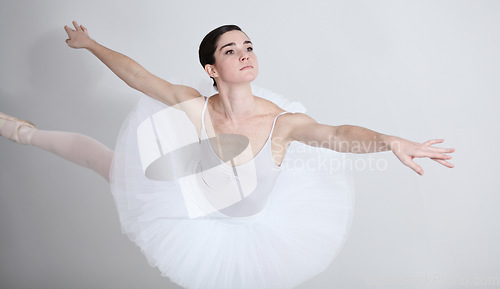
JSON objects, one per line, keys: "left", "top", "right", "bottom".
{"left": 63, "top": 20, "right": 200, "bottom": 106}
{"left": 286, "top": 113, "right": 455, "bottom": 175}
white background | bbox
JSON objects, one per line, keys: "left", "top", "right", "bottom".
{"left": 0, "top": 0, "right": 499, "bottom": 288}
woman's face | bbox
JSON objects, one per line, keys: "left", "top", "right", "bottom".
{"left": 208, "top": 30, "right": 259, "bottom": 87}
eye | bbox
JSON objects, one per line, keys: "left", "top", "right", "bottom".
{"left": 225, "top": 49, "right": 234, "bottom": 55}
{"left": 247, "top": 47, "right": 253, "bottom": 52}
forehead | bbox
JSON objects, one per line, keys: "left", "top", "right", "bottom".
{"left": 216, "top": 30, "right": 251, "bottom": 49}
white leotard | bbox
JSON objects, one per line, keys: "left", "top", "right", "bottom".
{"left": 110, "top": 84, "right": 354, "bottom": 289}
{"left": 198, "top": 95, "right": 290, "bottom": 217}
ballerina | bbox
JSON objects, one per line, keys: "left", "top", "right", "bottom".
{"left": 0, "top": 20, "right": 454, "bottom": 289}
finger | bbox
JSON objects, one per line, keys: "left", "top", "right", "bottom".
{"left": 416, "top": 147, "right": 454, "bottom": 159}
{"left": 404, "top": 159, "right": 424, "bottom": 175}
{"left": 428, "top": 153, "right": 453, "bottom": 160}
{"left": 64, "top": 25, "right": 73, "bottom": 36}
{"left": 413, "top": 150, "right": 452, "bottom": 160}
{"left": 423, "top": 139, "right": 444, "bottom": 146}
{"left": 427, "top": 146, "right": 455, "bottom": 153}
{"left": 80, "top": 25, "right": 87, "bottom": 33}
{"left": 431, "top": 158, "right": 455, "bottom": 168}
{"left": 73, "top": 20, "right": 81, "bottom": 31}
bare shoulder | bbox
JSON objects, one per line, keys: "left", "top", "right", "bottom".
{"left": 274, "top": 112, "right": 317, "bottom": 133}
{"left": 168, "top": 90, "right": 205, "bottom": 114}
{"left": 172, "top": 84, "right": 203, "bottom": 104}
{"left": 168, "top": 94, "right": 207, "bottom": 135}
{"left": 256, "top": 97, "right": 317, "bottom": 125}
{"left": 285, "top": 112, "right": 317, "bottom": 125}
{"left": 256, "top": 97, "right": 318, "bottom": 142}
{"left": 276, "top": 112, "right": 318, "bottom": 142}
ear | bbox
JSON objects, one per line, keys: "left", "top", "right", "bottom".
{"left": 204, "top": 64, "right": 218, "bottom": 78}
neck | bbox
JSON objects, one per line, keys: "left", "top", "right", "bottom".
{"left": 212, "top": 83, "right": 258, "bottom": 122}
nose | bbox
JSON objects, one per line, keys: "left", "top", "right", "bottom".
{"left": 239, "top": 51, "right": 250, "bottom": 61}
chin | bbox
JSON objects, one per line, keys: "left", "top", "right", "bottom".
{"left": 247, "top": 72, "right": 258, "bottom": 82}
{"left": 235, "top": 75, "right": 257, "bottom": 86}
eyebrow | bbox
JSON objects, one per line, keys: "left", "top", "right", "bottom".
{"left": 219, "top": 40, "right": 252, "bottom": 51}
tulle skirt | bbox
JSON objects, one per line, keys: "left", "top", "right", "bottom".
{"left": 109, "top": 79, "right": 355, "bottom": 289}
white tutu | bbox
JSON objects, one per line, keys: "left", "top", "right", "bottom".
{"left": 109, "top": 79, "right": 355, "bottom": 289}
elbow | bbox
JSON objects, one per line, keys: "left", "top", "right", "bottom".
{"left": 330, "top": 125, "right": 351, "bottom": 153}
{"left": 127, "top": 68, "right": 147, "bottom": 91}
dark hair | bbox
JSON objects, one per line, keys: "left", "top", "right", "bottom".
{"left": 198, "top": 25, "right": 244, "bottom": 90}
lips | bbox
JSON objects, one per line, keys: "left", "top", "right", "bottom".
{"left": 240, "top": 65, "right": 253, "bottom": 71}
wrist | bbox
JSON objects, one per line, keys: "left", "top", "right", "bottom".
{"left": 85, "top": 39, "right": 99, "bottom": 51}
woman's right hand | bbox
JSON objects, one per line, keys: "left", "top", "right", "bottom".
{"left": 64, "top": 20, "right": 93, "bottom": 49}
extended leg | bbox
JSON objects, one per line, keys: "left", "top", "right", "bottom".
{"left": 1, "top": 113, "right": 113, "bottom": 182}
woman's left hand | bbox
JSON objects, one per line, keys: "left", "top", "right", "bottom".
{"left": 389, "top": 137, "right": 455, "bottom": 175}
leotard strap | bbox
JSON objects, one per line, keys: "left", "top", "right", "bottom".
{"left": 267, "top": 111, "right": 290, "bottom": 143}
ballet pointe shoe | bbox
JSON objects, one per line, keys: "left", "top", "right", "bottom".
{"left": 0, "top": 112, "right": 37, "bottom": 145}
